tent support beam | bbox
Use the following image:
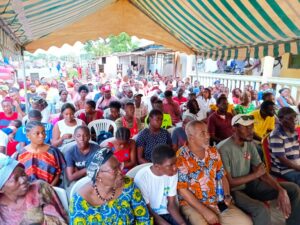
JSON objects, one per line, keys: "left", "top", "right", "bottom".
{"left": 0, "top": 17, "right": 22, "bottom": 46}
{"left": 21, "top": 47, "right": 29, "bottom": 114}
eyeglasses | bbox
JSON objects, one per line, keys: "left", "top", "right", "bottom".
{"left": 233, "top": 115, "right": 254, "bottom": 125}
{"left": 99, "top": 162, "right": 124, "bottom": 175}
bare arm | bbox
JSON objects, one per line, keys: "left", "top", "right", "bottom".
{"left": 66, "top": 167, "right": 87, "bottom": 182}
{"left": 51, "top": 124, "right": 64, "bottom": 147}
{"left": 0, "top": 146, "right": 6, "bottom": 154}
{"left": 146, "top": 204, "right": 170, "bottom": 225}
{"left": 277, "top": 156, "right": 300, "bottom": 171}
{"left": 172, "top": 144, "right": 178, "bottom": 152}
{"left": 124, "top": 140, "right": 137, "bottom": 168}
{"left": 167, "top": 196, "right": 187, "bottom": 225}
{"left": 137, "top": 146, "right": 149, "bottom": 164}
{"left": 225, "top": 163, "right": 265, "bottom": 188}
{"left": 50, "top": 173, "right": 61, "bottom": 186}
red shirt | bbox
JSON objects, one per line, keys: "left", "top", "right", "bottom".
{"left": 173, "top": 96, "right": 188, "bottom": 105}
{"left": 0, "top": 112, "right": 18, "bottom": 129}
{"left": 78, "top": 110, "right": 103, "bottom": 124}
{"left": 207, "top": 112, "right": 233, "bottom": 142}
{"left": 163, "top": 100, "right": 181, "bottom": 124}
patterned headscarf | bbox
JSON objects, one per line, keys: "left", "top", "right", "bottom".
{"left": 0, "top": 153, "right": 23, "bottom": 189}
{"left": 87, "top": 147, "right": 113, "bottom": 183}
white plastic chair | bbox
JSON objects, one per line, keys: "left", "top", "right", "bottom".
{"left": 126, "top": 163, "right": 153, "bottom": 178}
{"left": 100, "top": 137, "right": 115, "bottom": 147}
{"left": 69, "top": 176, "right": 91, "bottom": 199}
{"left": 74, "top": 109, "right": 85, "bottom": 118}
{"left": 88, "top": 119, "right": 117, "bottom": 137}
{"left": 53, "top": 186, "right": 69, "bottom": 212}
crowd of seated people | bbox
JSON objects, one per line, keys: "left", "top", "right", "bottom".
{"left": 0, "top": 75, "right": 299, "bottom": 225}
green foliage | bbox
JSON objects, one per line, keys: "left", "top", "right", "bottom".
{"left": 83, "top": 32, "right": 139, "bottom": 57}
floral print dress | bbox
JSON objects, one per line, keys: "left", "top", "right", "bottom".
{"left": 69, "top": 176, "right": 152, "bottom": 225}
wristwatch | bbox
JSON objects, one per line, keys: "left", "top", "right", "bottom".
{"left": 224, "top": 194, "right": 232, "bottom": 200}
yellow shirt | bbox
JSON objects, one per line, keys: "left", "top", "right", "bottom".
{"left": 144, "top": 113, "right": 172, "bottom": 129}
{"left": 210, "top": 104, "right": 235, "bottom": 114}
{"left": 250, "top": 110, "right": 275, "bottom": 139}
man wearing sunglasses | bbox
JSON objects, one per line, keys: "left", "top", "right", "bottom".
{"left": 217, "top": 114, "right": 300, "bottom": 225}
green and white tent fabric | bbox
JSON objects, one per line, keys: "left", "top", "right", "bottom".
{"left": 132, "top": 0, "right": 300, "bottom": 59}
{"left": 0, "top": 0, "right": 299, "bottom": 59}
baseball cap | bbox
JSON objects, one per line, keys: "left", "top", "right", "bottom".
{"left": 214, "top": 80, "right": 221, "bottom": 85}
{"left": 101, "top": 85, "right": 111, "bottom": 92}
{"left": 134, "top": 93, "right": 143, "bottom": 98}
{"left": 231, "top": 114, "right": 254, "bottom": 126}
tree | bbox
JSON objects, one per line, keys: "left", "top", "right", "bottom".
{"left": 108, "top": 32, "right": 138, "bottom": 53}
{"left": 82, "top": 32, "right": 139, "bottom": 57}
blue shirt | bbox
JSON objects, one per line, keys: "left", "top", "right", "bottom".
{"left": 136, "top": 128, "right": 172, "bottom": 162}
{"left": 65, "top": 143, "right": 100, "bottom": 170}
{"left": 15, "top": 123, "right": 53, "bottom": 145}
{"left": 171, "top": 127, "right": 187, "bottom": 150}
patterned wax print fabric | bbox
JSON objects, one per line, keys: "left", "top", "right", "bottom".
{"left": 17, "top": 146, "right": 66, "bottom": 184}
{"left": 69, "top": 176, "right": 152, "bottom": 225}
{"left": 0, "top": 180, "right": 68, "bottom": 225}
{"left": 176, "top": 146, "right": 225, "bottom": 208}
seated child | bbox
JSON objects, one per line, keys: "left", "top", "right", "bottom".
{"left": 134, "top": 144, "right": 187, "bottom": 225}
{"left": 1, "top": 120, "right": 22, "bottom": 135}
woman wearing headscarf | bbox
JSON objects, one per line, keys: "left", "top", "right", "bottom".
{"left": 69, "top": 147, "right": 151, "bottom": 225}
{"left": 16, "top": 121, "right": 66, "bottom": 186}
{"left": 0, "top": 153, "right": 68, "bottom": 224}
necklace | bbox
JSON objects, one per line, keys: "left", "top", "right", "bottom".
{"left": 93, "top": 184, "right": 116, "bottom": 203}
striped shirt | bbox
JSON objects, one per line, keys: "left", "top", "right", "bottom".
{"left": 269, "top": 124, "right": 300, "bottom": 175}
{"left": 17, "top": 146, "right": 66, "bottom": 184}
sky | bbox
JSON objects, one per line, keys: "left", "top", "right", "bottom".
{"left": 33, "top": 36, "right": 153, "bottom": 57}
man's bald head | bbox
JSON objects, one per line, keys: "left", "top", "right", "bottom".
{"left": 185, "top": 120, "right": 207, "bottom": 139}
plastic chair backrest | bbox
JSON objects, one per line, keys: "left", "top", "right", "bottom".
{"left": 69, "top": 176, "right": 91, "bottom": 199}
{"left": 126, "top": 163, "right": 153, "bottom": 178}
{"left": 88, "top": 119, "right": 117, "bottom": 137}
{"left": 53, "top": 186, "right": 69, "bottom": 212}
{"left": 74, "top": 109, "right": 85, "bottom": 118}
{"left": 261, "top": 135, "right": 271, "bottom": 173}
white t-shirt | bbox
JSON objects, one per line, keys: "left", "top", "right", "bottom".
{"left": 0, "top": 130, "right": 8, "bottom": 148}
{"left": 134, "top": 165, "right": 178, "bottom": 215}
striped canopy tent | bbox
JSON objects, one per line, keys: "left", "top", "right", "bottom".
{"left": 0, "top": 0, "right": 299, "bottom": 60}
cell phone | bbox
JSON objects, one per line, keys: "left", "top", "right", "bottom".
{"left": 217, "top": 201, "right": 228, "bottom": 213}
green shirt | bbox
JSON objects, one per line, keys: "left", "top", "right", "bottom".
{"left": 234, "top": 103, "right": 255, "bottom": 114}
{"left": 217, "top": 137, "right": 262, "bottom": 191}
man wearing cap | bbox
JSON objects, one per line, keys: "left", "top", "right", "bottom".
{"left": 217, "top": 114, "right": 300, "bottom": 225}
{"left": 134, "top": 93, "right": 148, "bottom": 122}
{"left": 96, "top": 85, "right": 118, "bottom": 110}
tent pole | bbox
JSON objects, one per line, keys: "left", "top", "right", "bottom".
{"left": 195, "top": 53, "right": 199, "bottom": 83}
{"left": 21, "top": 47, "right": 29, "bottom": 114}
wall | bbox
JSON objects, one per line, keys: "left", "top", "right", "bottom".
{"left": 280, "top": 53, "right": 300, "bottom": 78}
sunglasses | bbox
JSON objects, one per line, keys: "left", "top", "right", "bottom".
{"left": 233, "top": 115, "right": 254, "bottom": 125}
